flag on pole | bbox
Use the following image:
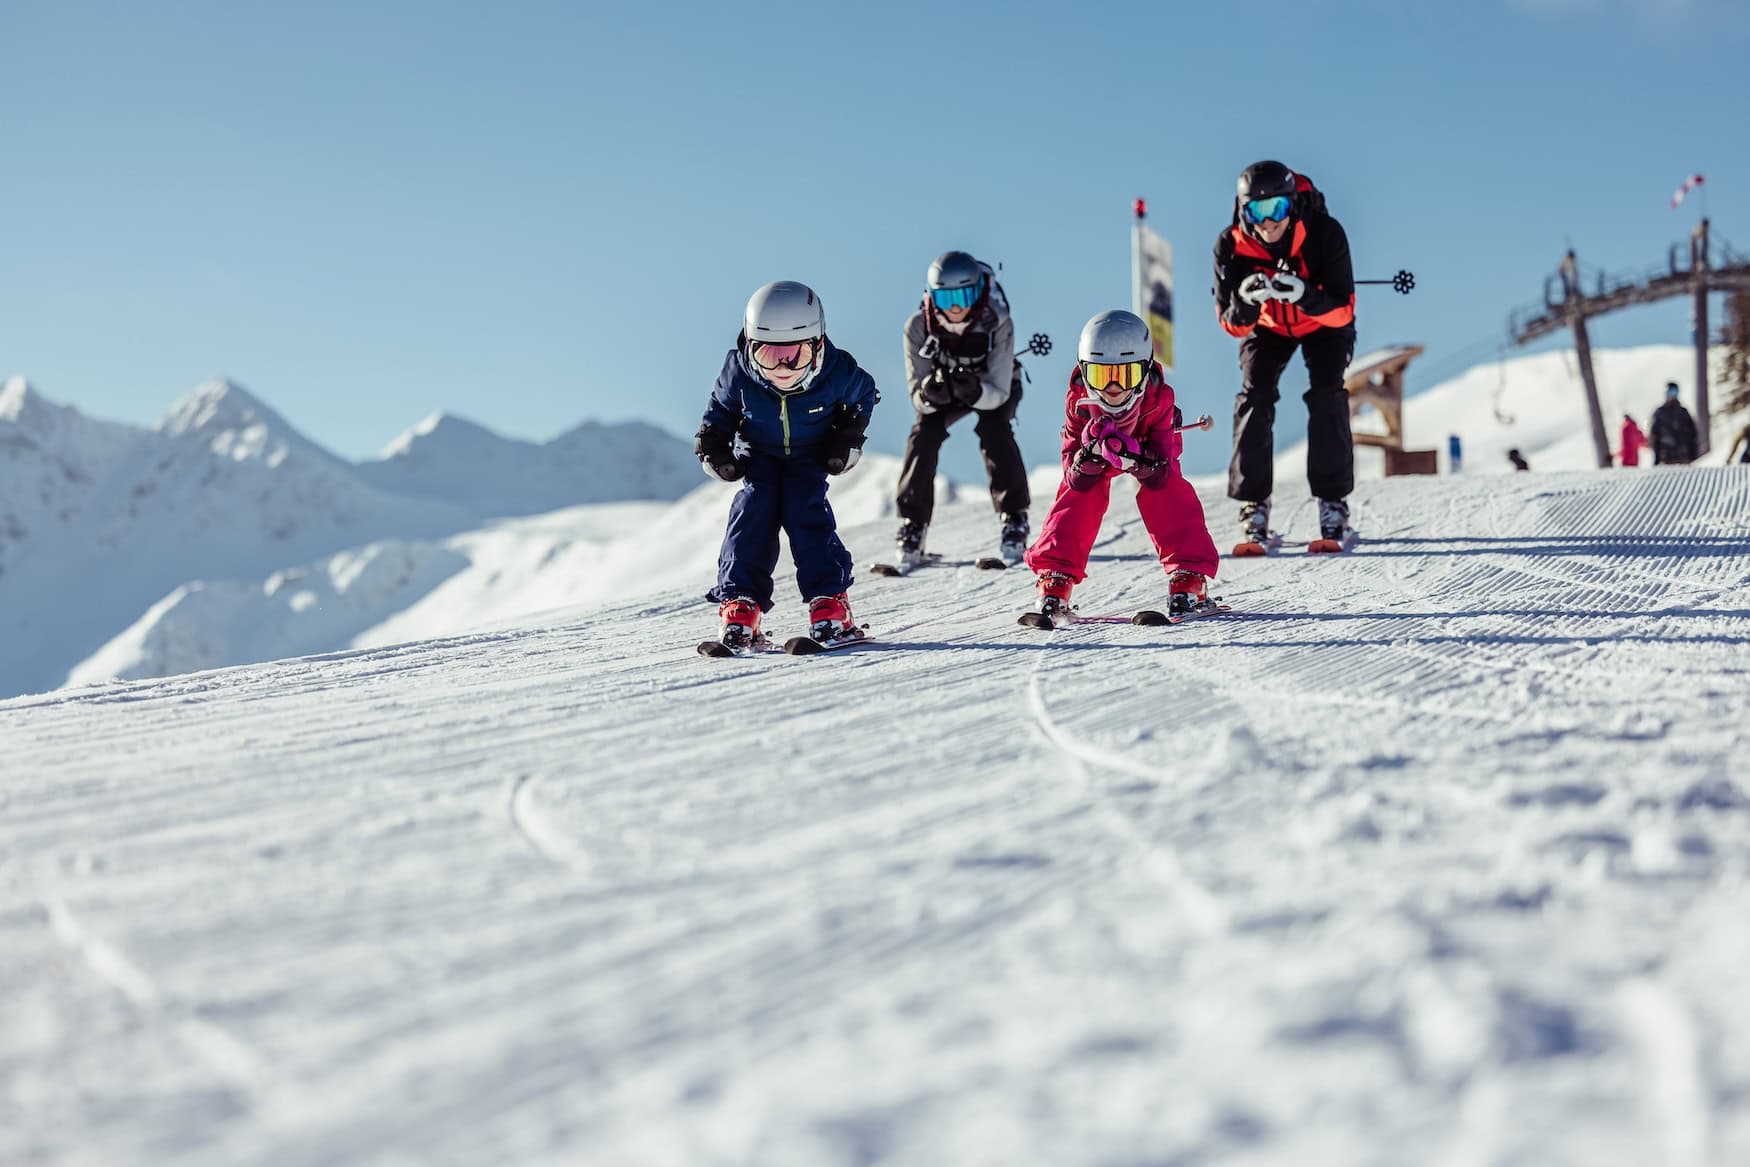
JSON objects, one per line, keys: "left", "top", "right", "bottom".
{"left": 1671, "top": 173, "right": 1705, "bottom": 209}
{"left": 1132, "top": 214, "right": 1174, "bottom": 370}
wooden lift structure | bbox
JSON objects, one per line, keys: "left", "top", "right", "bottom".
{"left": 1344, "top": 344, "right": 1437, "bottom": 475}
{"left": 1508, "top": 220, "right": 1750, "bottom": 465}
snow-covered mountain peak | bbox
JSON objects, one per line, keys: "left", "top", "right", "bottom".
{"left": 158, "top": 376, "right": 274, "bottom": 434}
{"left": 549, "top": 417, "right": 681, "bottom": 451}
{"left": 1, "top": 376, "right": 56, "bottom": 430}
{"left": 358, "top": 412, "right": 701, "bottom": 515}
{"left": 1, "top": 374, "right": 34, "bottom": 416}
{"left": 0, "top": 377, "right": 122, "bottom": 453}
{"left": 377, "top": 411, "right": 499, "bottom": 461}
{"left": 156, "top": 376, "right": 331, "bottom": 467}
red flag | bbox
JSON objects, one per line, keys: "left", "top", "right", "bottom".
{"left": 1671, "top": 173, "right": 1704, "bottom": 209}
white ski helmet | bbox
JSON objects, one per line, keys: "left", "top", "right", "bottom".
{"left": 744, "top": 280, "right": 825, "bottom": 343}
{"left": 1077, "top": 310, "right": 1154, "bottom": 415}
{"left": 742, "top": 280, "right": 826, "bottom": 392}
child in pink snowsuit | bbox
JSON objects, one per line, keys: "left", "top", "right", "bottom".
{"left": 1025, "top": 310, "right": 1219, "bottom": 617}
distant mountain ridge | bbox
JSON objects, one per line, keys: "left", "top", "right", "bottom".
{"left": 359, "top": 412, "right": 700, "bottom": 514}
{"left": 0, "top": 375, "right": 698, "bottom": 697}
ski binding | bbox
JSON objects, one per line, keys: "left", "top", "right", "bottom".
{"left": 784, "top": 625, "right": 874, "bottom": 655}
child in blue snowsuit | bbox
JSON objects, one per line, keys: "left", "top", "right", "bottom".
{"left": 695, "top": 281, "right": 878, "bottom": 647}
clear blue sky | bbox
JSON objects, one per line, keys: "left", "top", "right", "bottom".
{"left": 4, "top": 0, "right": 1747, "bottom": 483}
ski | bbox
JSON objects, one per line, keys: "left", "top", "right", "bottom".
{"left": 1019, "top": 601, "right": 1232, "bottom": 630}
{"left": 1018, "top": 609, "right": 1171, "bottom": 630}
{"left": 1166, "top": 600, "right": 1232, "bottom": 624}
{"left": 868, "top": 552, "right": 941, "bottom": 578}
{"left": 1231, "top": 533, "right": 1284, "bottom": 558}
{"left": 1307, "top": 529, "right": 1360, "bottom": 555}
{"left": 868, "top": 553, "right": 1007, "bottom": 578}
{"left": 696, "top": 634, "right": 779, "bottom": 658}
{"left": 784, "top": 627, "right": 875, "bottom": 655}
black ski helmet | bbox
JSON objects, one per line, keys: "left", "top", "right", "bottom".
{"left": 1237, "top": 160, "right": 1298, "bottom": 205}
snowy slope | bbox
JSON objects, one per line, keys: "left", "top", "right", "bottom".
{"left": 5, "top": 465, "right": 1747, "bottom": 1166}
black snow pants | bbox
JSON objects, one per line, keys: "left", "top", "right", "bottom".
{"left": 1227, "top": 324, "right": 1357, "bottom": 504}
{"left": 895, "top": 378, "right": 1030, "bottom": 525}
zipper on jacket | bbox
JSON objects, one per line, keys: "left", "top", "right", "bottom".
{"left": 780, "top": 395, "right": 792, "bottom": 455}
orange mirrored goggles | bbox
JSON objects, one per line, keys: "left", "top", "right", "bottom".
{"left": 1082, "top": 360, "right": 1148, "bottom": 393}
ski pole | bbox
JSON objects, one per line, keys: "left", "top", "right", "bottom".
{"left": 1108, "top": 417, "right": 1214, "bottom": 475}
{"left": 1354, "top": 270, "right": 1416, "bottom": 294}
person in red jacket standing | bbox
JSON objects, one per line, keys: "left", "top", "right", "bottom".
{"left": 1024, "top": 310, "right": 1219, "bottom": 622}
{"left": 1213, "top": 160, "right": 1357, "bottom": 553}
{"left": 1616, "top": 414, "right": 1648, "bottom": 467}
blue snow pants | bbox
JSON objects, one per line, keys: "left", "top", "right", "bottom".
{"left": 708, "top": 452, "right": 854, "bottom": 612}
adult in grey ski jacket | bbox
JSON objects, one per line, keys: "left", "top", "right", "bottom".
{"left": 894, "top": 252, "right": 1030, "bottom": 547}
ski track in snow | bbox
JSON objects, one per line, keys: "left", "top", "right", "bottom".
{"left": 3, "top": 467, "right": 1749, "bottom": 1166}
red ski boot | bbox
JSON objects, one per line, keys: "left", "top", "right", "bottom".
{"left": 806, "top": 592, "right": 855, "bottom": 641}
{"left": 1034, "top": 572, "right": 1075, "bottom": 621}
{"left": 717, "top": 596, "right": 763, "bottom": 649}
{"left": 1168, "top": 570, "right": 1209, "bottom": 619}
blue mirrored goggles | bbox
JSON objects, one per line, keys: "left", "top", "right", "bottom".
{"left": 1243, "top": 195, "right": 1293, "bottom": 225}
{"left": 929, "top": 276, "right": 985, "bottom": 312}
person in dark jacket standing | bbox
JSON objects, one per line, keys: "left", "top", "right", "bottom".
{"left": 696, "top": 280, "right": 879, "bottom": 649}
{"left": 893, "top": 251, "right": 1030, "bottom": 569}
{"left": 1213, "top": 161, "right": 1357, "bottom": 554}
{"left": 1650, "top": 382, "right": 1699, "bottom": 465}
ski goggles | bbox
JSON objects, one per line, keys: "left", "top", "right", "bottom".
{"left": 929, "top": 276, "right": 985, "bottom": 312}
{"left": 748, "top": 338, "right": 818, "bottom": 371}
{"left": 1242, "top": 195, "right": 1293, "bottom": 224}
{"left": 1082, "top": 360, "right": 1148, "bottom": 394}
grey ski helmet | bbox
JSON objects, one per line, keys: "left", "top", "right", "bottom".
{"left": 1077, "top": 310, "right": 1154, "bottom": 415}
{"left": 925, "top": 250, "right": 986, "bottom": 312}
{"left": 926, "top": 250, "right": 982, "bottom": 292}
{"left": 743, "top": 280, "right": 825, "bottom": 343}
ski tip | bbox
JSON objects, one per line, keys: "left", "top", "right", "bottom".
{"left": 975, "top": 557, "right": 1009, "bottom": 571}
{"left": 1131, "top": 610, "right": 1170, "bottom": 626}
{"left": 868, "top": 563, "right": 904, "bottom": 577}
{"left": 1306, "top": 539, "right": 1345, "bottom": 554}
{"left": 1231, "top": 543, "right": 1269, "bottom": 558}
{"left": 1017, "top": 612, "right": 1057, "bottom": 630}
{"left": 697, "top": 640, "right": 738, "bottom": 657}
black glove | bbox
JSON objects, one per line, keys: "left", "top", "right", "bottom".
{"left": 1223, "top": 285, "right": 1261, "bottom": 328}
{"left": 1068, "top": 444, "right": 1110, "bottom": 491}
{"left": 694, "top": 422, "right": 744, "bottom": 483}
{"left": 947, "top": 369, "right": 983, "bottom": 407}
{"left": 1129, "top": 456, "right": 1170, "bottom": 487}
{"left": 919, "top": 367, "right": 955, "bottom": 408}
{"left": 820, "top": 404, "right": 868, "bottom": 475}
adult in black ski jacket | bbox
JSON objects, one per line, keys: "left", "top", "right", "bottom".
{"left": 1213, "top": 161, "right": 1357, "bottom": 545}
{"left": 1650, "top": 383, "right": 1699, "bottom": 465}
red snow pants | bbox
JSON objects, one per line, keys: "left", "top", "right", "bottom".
{"left": 1026, "top": 471, "right": 1219, "bottom": 583}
